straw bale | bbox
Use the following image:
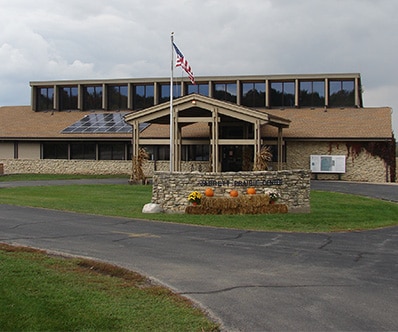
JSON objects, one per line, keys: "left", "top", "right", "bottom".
{"left": 185, "top": 194, "right": 287, "bottom": 215}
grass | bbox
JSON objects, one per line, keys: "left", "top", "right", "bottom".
{"left": 0, "top": 173, "right": 127, "bottom": 182}
{"left": 0, "top": 243, "right": 219, "bottom": 331}
{"left": 1, "top": 182, "right": 397, "bottom": 232}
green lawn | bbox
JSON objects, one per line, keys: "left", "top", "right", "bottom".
{"left": 0, "top": 243, "right": 219, "bottom": 331}
{"left": 0, "top": 173, "right": 126, "bottom": 182}
{"left": 1, "top": 182, "right": 397, "bottom": 232}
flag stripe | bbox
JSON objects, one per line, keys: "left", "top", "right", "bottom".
{"left": 173, "top": 43, "right": 195, "bottom": 84}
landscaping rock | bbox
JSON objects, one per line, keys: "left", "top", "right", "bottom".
{"left": 142, "top": 203, "right": 163, "bottom": 213}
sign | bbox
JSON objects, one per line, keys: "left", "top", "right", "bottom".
{"left": 197, "top": 178, "right": 283, "bottom": 187}
{"left": 310, "top": 155, "right": 346, "bottom": 173}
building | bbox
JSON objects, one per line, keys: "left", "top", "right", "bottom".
{"left": 0, "top": 73, "right": 395, "bottom": 182}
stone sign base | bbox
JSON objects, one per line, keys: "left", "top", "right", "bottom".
{"left": 152, "top": 170, "right": 311, "bottom": 214}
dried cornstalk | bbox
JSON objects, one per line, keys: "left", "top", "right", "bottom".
{"left": 131, "top": 147, "right": 149, "bottom": 183}
{"left": 253, "top": 146, "right": 272, "bottom": 171}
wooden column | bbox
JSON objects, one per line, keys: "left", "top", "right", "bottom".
{"left": 254, "top": 120, "right": 262, "bottom": 167}
{"left": 132, "top": 120, "right": 140, "bottom": 157}
{"left": 211, "top": 107, "right": 219, "bottom": 172}
{"left": 277, "top": 127, "right": 283, "bottom": 171}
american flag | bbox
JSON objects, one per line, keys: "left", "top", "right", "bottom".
{"left": 173, "top": 43, "right": 195, "bottom": 84}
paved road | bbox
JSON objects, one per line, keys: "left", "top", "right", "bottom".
{"left": 1, "top": 203, "right": 397, "bottom": 331}
{"left": 311, "top": 180, "right": 398, "bottom": 202}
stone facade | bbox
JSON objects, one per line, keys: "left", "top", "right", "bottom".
{"left": 286, "top": 141, "right": 389, "bottom": 182}
{"left": 0, "top": 159, "right": 211, "bottom": 177}
{"left": 0, "top": 159, "right": 132, "bottom": 175}
{"left": 152, "top": 170, "right": 311, "bottom": 214}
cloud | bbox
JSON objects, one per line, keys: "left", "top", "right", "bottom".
{"left": 0, "top": 0, "right": 397, "bottom": 134}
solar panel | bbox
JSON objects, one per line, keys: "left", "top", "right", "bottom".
{"left": 61, "top": 113, "right": 148, "bottom": 134}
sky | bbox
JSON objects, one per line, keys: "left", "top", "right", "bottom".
{"left": 1, "top": 0, "right": 397, "bottom": 134}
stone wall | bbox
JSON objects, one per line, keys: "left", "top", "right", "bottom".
{"left": 0, "top": 159, "right": 132, "bottom": 175}
{"left": 0, "top": 159, "right": 211, "bottom": 176}
{"left": 286, "top": 141, "right": 389, "bottom": 182}
{"left": 152, "top": 170, "right": 311, "bottom": 214}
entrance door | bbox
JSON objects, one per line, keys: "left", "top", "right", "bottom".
{"left": 221, "top": 146, "right": 242, "bottom": 171}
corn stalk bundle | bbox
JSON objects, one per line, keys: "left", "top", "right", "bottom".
{"left": 253, "top": 146, "right": 273, "bottom": 171}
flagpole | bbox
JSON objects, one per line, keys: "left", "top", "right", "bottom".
{"left": 170, "top": 32, "right": 174, "bottom": 173}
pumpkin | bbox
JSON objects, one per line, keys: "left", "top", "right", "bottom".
{"left": 205, "top": 188, "right": 214, "bottom": 197}
{"left": 247, "top": 187, "right": 256, "bottom": 195}
{"left": 230, "top": 189, "right": 239, "bottom": 197}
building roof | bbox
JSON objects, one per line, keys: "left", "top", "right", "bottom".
{"left": 0, "top": 104, "right": 392, "bottom": 141}
{"left": 262, "top": 107, "right": 393, "bottom": 140}
{"left": 0, "top": 106, "right": 131, "bottom": 140}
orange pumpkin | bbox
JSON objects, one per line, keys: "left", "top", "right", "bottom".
{"left": 230, "top": 189, "right": 239, "bottom": 197}
{"left": 205, "top": 188, "right": 214, "bottom": 197}
{"left": 247, "top": 187, "right": 256, "bottom": 195}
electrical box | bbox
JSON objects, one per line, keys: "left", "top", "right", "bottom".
{"left": 310, "top": 155, "right": 346, "bottom": 173}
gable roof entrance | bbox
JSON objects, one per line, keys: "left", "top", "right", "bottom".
{"left": 124, "top": 94, "right": 290, "bottom": 172}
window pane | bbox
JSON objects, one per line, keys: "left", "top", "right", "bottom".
{"left": 60, "top": 86, "right": 78, "bottom": 110}
{"left": 42, "top": 143, "right": 68, "bottom": 159}
{"left": 226, "top": 83, "right": 237, "bottom": 102}
{"left": 84, "top": 86, "right": 103, "bottom": 110}
{"left": 187, "top": 83, "right": 208, "bottom": 96}
{"left": 270, "top": 82, "right": 283, "bottom": 107}
{"left": 70, "top": 143, "right": 96, "bottom": 160}
{"left": 37, "top": 87, "right": 54, "bottom": 111}
{"left": 214, "top": 83, "right": 237, "bottom": 103}
{"left": 159, "top": 84, "right": 181, "bottom": 103}
{"left": 300, "top": 81, "right": 325, "bottom": 107}
{"left": 133, "top": 85, "right": 154, "bottom": 110}
{"left": 299, "top": 81, "right": 312, "bottom": 106}
{"left": 160, "top": 84, "right": 170, "bottom": 103}
{"left": 329, "top": 80, "right": 355, "bottom": 107}
{"left": 283, "top": 82, "right": 295, "bottom": 107}
{"left": 312, "top": 81, "right": 325, "bottom": 106}
{"left": 241, "top": 82, "right": 265, "bottom": 107}
{"left": 99, "top": 143, "right": 125, "bottom": 160}
{"left": 329, "top": 81, "right": 341, "bottom": 95}
{"left": 270, "top": 82, "right": 294, "bottom": 107}
{"left": 108, "top": 85, "right": 127, "bottom": 110}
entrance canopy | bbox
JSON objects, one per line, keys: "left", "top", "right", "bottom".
{"left": 124, "top": 94, "right": 290, "bottom": 172}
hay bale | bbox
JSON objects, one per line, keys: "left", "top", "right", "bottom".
{"left": 185, "top": 194, "right": 288, "bottom": 215}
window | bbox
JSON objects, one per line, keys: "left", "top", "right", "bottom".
{"left": 158, "top": 84, "right": 181, "bottom": 104}
{"left": 142, "top": 145, "right": 169, "bottom": 161}
{"left": 182, "top": 145, "right": 210, "bottom": 161}
{"left": 36, "top": 87, "right": 54, "bottom": 111}
{"left": 214, "top": 83, "right": 237, "bottom": 103}
{"left": 329, "top": 80, "right": 355, "bottom": 107}
{"left": 241, "top": 82, "right": 265, "bottom": 107}
{"left": 83, "top": 86, "right": 102, "bottom": 110}
{"left": 267, "top": 145, "right": 286, "bottom": 163}
{"left": 108, "top": 85, "right": 128, "bottom": 110}
{"left": 70, "top": 143, "right": 96, "bottom": 160}
{"left": 186, "top": 83, "right": 209, "bottom": 96}
{"left": 42, "top": 143, "right": 68, "bottom": 159}
{"left": 270, "top": 81, "right": 295, "bottom": 107}
{"left": 98, "top": 143, "right": 125, "bottom": 160}
{"left": 60, "top": 86, "right": 78, "bottom": 110}
{"left": 133, "top": 84, "right": 154, "bottom": 110}
{"left": 299, "top": 81, "right": 325, "bottom": 107}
